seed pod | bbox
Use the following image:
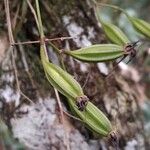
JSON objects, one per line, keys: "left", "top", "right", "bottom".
{"left": 40, "top": 45, "right": 83, "bottom": 99}
{"left": 102, "top": 22, "right": 130, "bottom": 45}
{"left": 128, "top": 17, "right": 150, "bottom": 39}
{"left": 65, "top": 44, "right": 124, "bottom": 62}
{"left": 69, "top": 98, "right": 113, "bottom": 136}
{"left": 40, "top": 44, "right": 113, "bottom": 137}
{"left": 43, "top": 60, "right": 84, "bottom": 99}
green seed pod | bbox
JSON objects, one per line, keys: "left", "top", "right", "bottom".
{"left": 40, "top": 45, "right": 84, "bottom": 100}
{"left": 102, "top": 22, "right": 130, "bottom": 45}
{"left": 128, "top": 17, "right": 150, "bottom": 39}
{"left": 69, "top": 98, "right": 113, "bottom": 136}
{"left": 65, "top": 44, "right": 124, "bottom": 62}
{"left": 40, "top": 44, "right": 113, "bottom": 137}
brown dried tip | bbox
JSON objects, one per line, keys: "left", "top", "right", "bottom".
{"left": 76, "top": 95, "right": 89, "bottom": 111}
{"left": 123, "top": 41, "right": 140, "bottom": 64}
{"left": 108, "top": 131, "right": 119, "bottom": 150}
{"left": 124, "top": 41, "right": 139, "bottom": 57}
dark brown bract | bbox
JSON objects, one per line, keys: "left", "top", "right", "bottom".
{"left": 124, "top": 41, "right": 139, "bottom": 63}
{"left": 76, "top": 95, "right": 89, "bottom": 111}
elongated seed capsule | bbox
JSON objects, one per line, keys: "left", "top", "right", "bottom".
{"left": 65, "top": 44, "right": 124, "bottom": 62}
{"left": 40, "top": 45, "right": 85, "bottom": 100}
{"left": 128, "top": 17, "right": 150, "bottom": 39}
{"left": 69, "top": 98, "right": 112, "bottom": 136}
{"left": 40, "top": 44, "right": 113, "bottom": 137}
{"left": 102, "top": 22, "right": 130, "bottom": 45}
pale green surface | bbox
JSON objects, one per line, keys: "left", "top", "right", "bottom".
{"left": 66, "top": 44, "right": 124, "bottom": 62}
{"left": 40, "top": 45, "right": 84, "bottom": 99}
{"left": 130, "top": 17, "right": 150, "bottom": 39}
{"left": 102, "top": 22, "right": 130, "bottom": 45}
{"left": 69, "top": 99, "right": 112, "bottom": 136}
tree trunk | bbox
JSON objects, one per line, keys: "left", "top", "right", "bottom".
{"left": 0, "top": 0, "right": 149, "bottom": 150}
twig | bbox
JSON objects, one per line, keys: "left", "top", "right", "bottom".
{"left": 18, "top": 40, "right": 40, "bottom": 99}
{"left": 4, "top": 0, "right": 14, "bottom": 44}
{"left": 82, "top": 72, "right": 91, "bottom": 89}
{"left": 95, "top": 2, "right": 130, "bottom": 19}
{"left": 54, "top": 89, "right": 70, "bottom": 150}
{"left": 4, "top": 0, "right": 34, "bottom": 104}
{"left": 18, "top": 41, "right": 29, "bottom": 72}
{"left": 10, "top": 47, "right": 20, "bottom": 92}
{"left": 12, "top": 3, "right": 20, "bottom": 30}
{"left": 12, "top": 36, "right": 75, "bottom": 46}
{"left": 63, "top": 110, "right": 83, "bottom": 122}
{"left": 26, "top": 0, "right": 40, "bottom": 32}
{"left": 20, "top": 92, "right": 34, "bottom": 104}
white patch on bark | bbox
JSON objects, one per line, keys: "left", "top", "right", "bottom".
{"left": 0, "top": 85, "right": 20, "bottom": 106}
{"left": 11, "top": 97, "right": 99, "bottom": 150}
{"left": 63, "top": 16, "right": 92, "bottom": 48}
{"left": 97, "top": 63, "right": 108, "bottom": 75}
{"left": 1, "top": 73, "right": 14, "bottom": 83}
{"left": 125, "top": 139, "right": 137, "bottom": 150}
{"left": 119, "top": 62, "right": 140, "bottom": 82}
{"left": 87, "top": 27, "right": 96, "bottom": 39}
{"left": 79, "top": 63, "right": 88, "bottom": 72}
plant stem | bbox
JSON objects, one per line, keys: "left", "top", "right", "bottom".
{"left": 35, "top": 0, "right": 49, "bottom": 61}
{"left": 35, "top": 0, "right": 62, "bottom": 56}
{"left": 35, "top": 0, "right": 44, "bottom": 38}
{"left": 96, "top": 2, "right": 130, "bottom": 18}
{"left": 48, "top": 41, "right": 61, "bottom": 54}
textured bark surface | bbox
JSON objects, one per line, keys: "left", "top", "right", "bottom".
{"left": 0, "top": 0, "right": 149, "bottom": 150}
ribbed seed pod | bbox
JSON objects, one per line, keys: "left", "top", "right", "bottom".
{"left": 65, "top": 44, "right": 124, "bottom": 62}
{"left": 41, "top": 45, "right": 89, "bottom": 102}
{"left": 102, "top": 22, "right": 130, "bottom": 45}
{"left": 69, "top": 98, "right": 113, "bottom": 136}
{"left": 128, "top": 17, "right": 150, "bottom": 39}
{"left": 40, "top": 46, "right": 113, "bottom": 137}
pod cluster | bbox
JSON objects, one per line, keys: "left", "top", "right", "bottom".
{"left": 40, "top": 3, "right": 150, "bottom": 139}
{"left": 40, "top": 45, "right": 113, "bottom": 137}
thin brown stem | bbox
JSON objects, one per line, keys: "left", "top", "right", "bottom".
{"left": 12, "top": 36, "right": 74, "bottom": 46}
{"left": 63, "top": 110, "right": 83, "bottom": 122}
{"left": 54, "top": 88, "right": 70, "bottom": 150}
{"left": 26, "top": 0, "right": 40, "bottom": 32}
{"left": 4, "top": 0, "right": 34, "bottom": 104}
{"left": 4, "top": 0, "right": 14, "bottom": 44}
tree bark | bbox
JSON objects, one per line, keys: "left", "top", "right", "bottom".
{"left": 0, "top": 0, "right": 149, "bottom": 150}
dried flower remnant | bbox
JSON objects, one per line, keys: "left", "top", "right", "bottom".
{"left": 76, "top": 95, "right": 89, "bottom": 111}
{"left": 123, "top": 41, "right": 139, "bottom": 63}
